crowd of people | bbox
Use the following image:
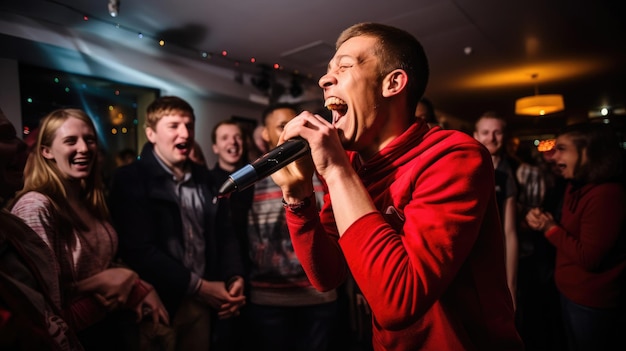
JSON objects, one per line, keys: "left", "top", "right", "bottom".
{"left": 1, "top": 22, "right": 625, "bottom": 351}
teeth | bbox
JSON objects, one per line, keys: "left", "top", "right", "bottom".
{"left": 175, "top": 143, "right": 187, "bottom": 149}
{"left": 324, "top": 97, "right": 347, "bottom": 110}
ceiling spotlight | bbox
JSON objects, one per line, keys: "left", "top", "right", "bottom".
{"left": 108, "top": 0, "right": 120, "bottom": 18}
{"left": 251, "top": 65, "right": 272, "bottom": 93}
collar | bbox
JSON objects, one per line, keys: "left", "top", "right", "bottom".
{"left": 152, "top": 148, "right": 192, "bottom": 183}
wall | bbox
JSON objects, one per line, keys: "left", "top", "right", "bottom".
{"left": 0, "top": 15, "right": 324, "bottom": 167}
{"left": 0, "top": 58, "right": 22, "bottom": 131}
{"left": 0, "top": 55, "right": 265, "bottom": 167}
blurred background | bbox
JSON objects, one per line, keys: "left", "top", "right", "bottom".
{"left": 1, "top": 0, "right": 625, "bottom": 169}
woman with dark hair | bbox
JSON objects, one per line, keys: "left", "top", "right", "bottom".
{"left": 526, "top": 122, "right": 625, "bottom": 351}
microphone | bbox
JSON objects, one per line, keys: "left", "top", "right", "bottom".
{"left": 218, "top": 138, "right": 310, "bottom": 196}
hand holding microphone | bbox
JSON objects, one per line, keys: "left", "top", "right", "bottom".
{"left": 218, "top": 111, "right": 340, "bottom": 197}
{"left": 218, "top": 138, "right": 310, "bottom": 196}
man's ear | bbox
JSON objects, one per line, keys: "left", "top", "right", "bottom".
{"left": 382, "top": 69, "right": 408, "bottom": 97}
{"left": 261, "top": 127, "right": 270, "bottom": 143}
{"left": 145, "top": 127, "right": 156, "bottom": 143}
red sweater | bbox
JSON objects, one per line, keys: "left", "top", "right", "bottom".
{"left": 286, "top": 122, "right": 523, "bottom": 350}
{"left": 546, "top": 182, "right": 626, "bottom": 308}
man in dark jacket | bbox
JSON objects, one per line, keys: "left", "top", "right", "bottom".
{"left": 108, "top": 96, "right": 245, "bottom": 351}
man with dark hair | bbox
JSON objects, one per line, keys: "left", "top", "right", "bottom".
{"left": 210, "top": 120, "right": 247, "bottom": 184}
{"left": 240, "top": 103, "right": 337, "bottom": 351}
{"left": 207, "top": 118, "right": 253, "bottom": 350}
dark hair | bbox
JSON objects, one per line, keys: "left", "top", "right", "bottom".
{"left": 336, "top": 22, "right": 429, "bottom": 114}
{"left": 261, "top": 103, "right": 299, "bottom": 125}
{"left": 559, "top": 122, "right": 624, "bottom": 184}
{"left": 210, "top": 120, "right": 242, "bottom": 145}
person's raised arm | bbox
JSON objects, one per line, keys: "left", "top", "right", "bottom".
{"left": 273, "top": 111, "right": 376, "bottom": 235}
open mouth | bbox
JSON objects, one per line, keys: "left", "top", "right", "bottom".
{"left": 226, "top": 146, "right": 239, "bottom": 156}
{"left": 72, "top": 158, "right": 90, "bottom": 166}
{"left": 324, "top": 97, "right": 348, "bottom": 123}
{"left": 175, "top": 143, "right": 188, "bottom": 150}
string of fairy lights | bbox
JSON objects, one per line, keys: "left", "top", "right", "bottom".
{"left": 45, "top": 0, "right": 316, "bottom": 87}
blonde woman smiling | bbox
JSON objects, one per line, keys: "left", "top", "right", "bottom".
{"left": 11, "top": 109, "right": 169, "bottom": 350}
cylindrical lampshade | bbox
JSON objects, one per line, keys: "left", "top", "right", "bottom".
{"left": 515, "top": 94, "right": 565, "bottom": 116}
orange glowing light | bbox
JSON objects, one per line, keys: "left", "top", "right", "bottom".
{"left": 537, "top": 139, "right": 556, "bottom": 152}
{"left": 455, "top": 59, "right": 608, "bottom": 90}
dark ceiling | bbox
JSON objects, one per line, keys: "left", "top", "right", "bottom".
{"left": 1, "top": 0, "right": 625, "bottom": 137}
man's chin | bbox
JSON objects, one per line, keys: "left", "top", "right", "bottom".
{"left": 175, "top": 157, "right": 189, "bottom": 166}
{"left": 229, "top": 156, "right": 243, "bottom": 163}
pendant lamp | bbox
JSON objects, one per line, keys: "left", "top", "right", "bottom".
{"left": 515, "top": 74, "right": 564, "bottom": 116}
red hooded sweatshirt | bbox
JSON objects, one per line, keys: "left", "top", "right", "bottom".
{"left": 286, "top": 121, "right": 523, "bottom": 350}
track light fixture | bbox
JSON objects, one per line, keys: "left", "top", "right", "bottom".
{"left": 251, "top": 65, "right": 272, "bottom": 93}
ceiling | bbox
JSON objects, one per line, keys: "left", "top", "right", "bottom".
{"left": 1, "top": 0, "right": 625, "bottom": 136}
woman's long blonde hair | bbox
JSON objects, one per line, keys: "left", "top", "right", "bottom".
{"left": 13, "top": 109, "right": 109, "bottom": 234}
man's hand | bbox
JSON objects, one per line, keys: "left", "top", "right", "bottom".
{"left": 217, "top": 276, "right": 246, "bottom": 319}
{"left": 195, "top": 279, "right": 246, "bottom": 318}
{"left": 134, "top": 286, "right": 170, "bottom": 332}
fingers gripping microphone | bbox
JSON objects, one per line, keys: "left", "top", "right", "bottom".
{"left": 218, "top": 138, "right": 310, "bottom": 196}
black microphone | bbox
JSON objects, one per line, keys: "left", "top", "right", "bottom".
{"left": 218, "top": 138, "right": 310, "bottom": 196}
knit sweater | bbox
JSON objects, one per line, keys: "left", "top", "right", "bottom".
{"left": 545, "top": 181, "right": 626, "bottom": 308}
{"left": 11, "top": 191, "right": 150, "bottom": 331}
{"left": 246, "top": 175, "right": 335, "bottom": 306}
